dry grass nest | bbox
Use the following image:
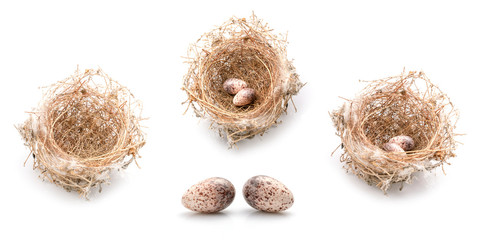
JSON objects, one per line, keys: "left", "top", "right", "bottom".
{"left": 182, "top": 14, "right": 303, "bottom": 146}
{"left": 17, "top": 68, "right": 146, "bottom": 198}
{"left": 331, "top": 71, "right": 459, "bottom": 192}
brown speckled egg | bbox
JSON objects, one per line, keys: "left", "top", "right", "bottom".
{"left": 388, "top": 135, "right": 415, "bottom": 151}
{"left": 233, "top": 88, "right": 256, "bottom": 106}
{"left": 243, "top": 175, "right": 294, "bottom": 213}
{"left": 223, "top": 78, "right": 247, "bottom": 95}
{"left": 383, "top": 142, "right": 406, "bottom": 154}
{"left": 182, "top": 177, "right": 235, "bottom": 213}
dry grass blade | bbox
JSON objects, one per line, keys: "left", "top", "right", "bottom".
{"left": 182, "top": 14, "right": 303, "bottom": 146}
{"left": 17, "top": 67, "right": 146, "bottom": 198}
{"left": 331, "top": 70, "right": 458, "bottom": 192}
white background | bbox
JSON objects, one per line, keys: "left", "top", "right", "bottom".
{"left": 1, "top": 0, "right": 479, "bottom": 239}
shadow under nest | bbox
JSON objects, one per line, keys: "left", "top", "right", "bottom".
{"left": 183, "top": 14, "right": 303, "bottom": 146}
{"left": 331, "top": 71, "right": 458, "bottom": 192}
{"left": 18, "top": 68, "right": 146, "bottom": 198}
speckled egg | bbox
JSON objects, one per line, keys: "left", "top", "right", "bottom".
{"left": 388, "top": 135, "right": 415, "bottom": 151}
{"left": 233, "top": 88, "right": 256, "bottom": 106}
{"left": 182, "top": 177, "right": 235, "bottom": 213}
{"left": 223, "top": 78, "right": 247, "bottom": 95}
{"left": 383, "top": 142, "right": 406, "bottom": 154}
{"left": 243, "top": 175, "right": 294, "bottom": 213}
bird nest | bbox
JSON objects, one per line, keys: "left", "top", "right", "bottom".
{"left": 331, "top": 71, "right": 458, "bottom": 192}
{"left": 17, "top": 68, "right": 146, "bottom": 198}
{"left": 182, "top": 14, "right": 303, "bottom": 146}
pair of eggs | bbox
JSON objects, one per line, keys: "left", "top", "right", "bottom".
{"left": 182, "top": 176, "right": 294, "bottom": 213}
{"left": 223, "top": 78, "right": 256, "bottom": 106}
{"left": 383, "top": 135, "right": 415, "bottom": 153}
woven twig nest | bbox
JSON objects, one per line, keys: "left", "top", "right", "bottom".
{"left": 331, "top": 71, "right": 458, "bottom": 192}
{"left": 17, "top": 68, "right": 146, "bottom": 198}
{"left": 182, "top": 14, "right": 303, "bottom": 146}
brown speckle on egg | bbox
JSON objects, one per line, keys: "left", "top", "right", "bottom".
{"left": 182, "top": 177, "right": 235, "bottom": 213}
{"left": 243, "top": 175, "right": 294, "bottom": 213}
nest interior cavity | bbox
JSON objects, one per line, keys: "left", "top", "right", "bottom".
{"left": 183, "top": 14, "right": 303, "bottom": 146}
{"left": 18, "top": 68, "right": 145, "bottom": 198}
{"left": 331, "top": 71, "right": 458, "bottom": 192}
